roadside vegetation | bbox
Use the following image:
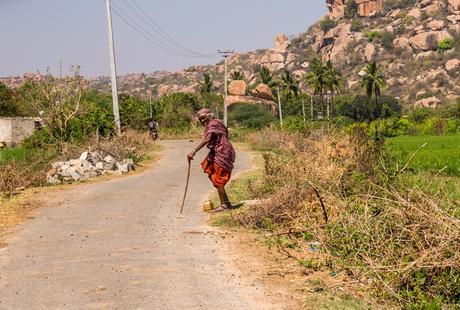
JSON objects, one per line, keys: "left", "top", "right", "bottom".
{"left": 1, "top": 56, "right": 459, "bottom": 308}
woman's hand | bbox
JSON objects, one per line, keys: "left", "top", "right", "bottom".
{"left": 187, "top": 151, "right": 195, "bottom": 162}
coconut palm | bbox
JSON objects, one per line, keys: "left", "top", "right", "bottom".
{"left": 325, "top": 61, "right": 344, "bottom": 118}
{"left": 360, "top": 61, "right": 387, "bottom": 137}
{"left": 200, "top": 73, "right": 213, "bottom": 95}
{"left": 259, "top": 66, "right": 278, "bottom": 92}
{"left": 305, "top": 57, "right": 327, "bottom": 117}
{"left": 230, "top": 71, "right": 244, "bottom": 81}
{"left": 281, "top": 70, "right": 299, "bottom": 101}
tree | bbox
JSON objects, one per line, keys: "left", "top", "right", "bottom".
{"left": 200, "top": 73, "right": 213, "bottom": 95}
{"left": 305, "top": 57, "right": 327, "bottom": 117}
{"left": 360, "top": 61, "right": 387, "bottom": 137}
{"left": 280, "top": 70, "right": 299, "bottom": 101}
{"left": 259, "top": 66, "right": 278, "bottom": 93}
{"left": 324, "top": 61, "right": 344, "bottom": 118}
{"left": 22, "top": 67, "right": 83, "bottom": 142}
{"left": 230, "top": 71, "right": 244, "bottom": 81}
{"left": 0, "top": 83, "right": 18, "bottom": 117}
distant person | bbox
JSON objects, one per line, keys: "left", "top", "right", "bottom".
{"left": 187, "top": 108, "right": 236, "bottom": 212}
{"left": 147, "top": 118, "right": 159, "bottom": 141}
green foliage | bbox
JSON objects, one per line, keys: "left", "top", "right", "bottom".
{"left": 336, "top": 95, "right": 401, "bottom": 122}
{"left": 155, "top": 92, "right": 200, "bottom": 130}
{"left": 280, "top": 70, "right": 299, "bottom": 102}
{"left": 365, "top": 31, "right": 382, "bottom": 42}
{"left": 350, "top": 20, "right": 364, "bottom": 32}
{"left": 119, "top": 94, "right": 149, "bottom": 131}
{"left": 0, "top": 83, "right": 30, "bottom": 117}
{"left": 320, "top": 17, "right": 336, "bottom": 33}
{"left": 228, "top": 103, "right": 276, "bottom": 129}
{"left": 259, "top": 66, "right": 278, "bottom": 93}
{"left": 381, "top": 31, "right": 396, "bottom": 49}
{"left": 230, "top": 71, "right": 244, "bottom": 81}
{"left": 438, "top": 38, "right": 453, "bottom": 52}
{"left": 345, "top": 0, "right": 359, "bottom": 18}
{"left": 387, "top": 134, "right": 460, "bottom": 175}
{"left": 200, "top": 73, "right": 213, "bottom": 95}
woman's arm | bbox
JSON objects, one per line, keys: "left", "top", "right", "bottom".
{"left": 187, "top": 134, "right": 212, "bottom": 162}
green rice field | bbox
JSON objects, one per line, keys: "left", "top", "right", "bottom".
{"left": 386, "top": 135, "right": 460, "bottom": 176}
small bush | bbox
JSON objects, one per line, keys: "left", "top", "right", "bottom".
{"left": 350, "top": 20, "right": 364, "bottom": 32}
{"left": 320, "top": 17, "right": 336, "bottom": 33}
{"left": 438, "top": 38, "right": 453, "bottom": 52}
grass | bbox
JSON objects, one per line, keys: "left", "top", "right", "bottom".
{"left": 386, "top": 134, "right": 460, "bottom": 176}
{"left": 0, "top": 147, "right": 28, "bottom": 162}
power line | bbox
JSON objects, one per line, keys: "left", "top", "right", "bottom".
{"left": 126, "top": 0, "right": 212, "bottom": 57}
{"left": 111, "top": 3, "right": 204, "bottom": 58}
{"left": 111, "top": 0, "right": 212, "bottom": 58}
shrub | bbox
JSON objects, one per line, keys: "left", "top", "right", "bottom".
{"left": 365, "top": 31, "right": 382, "bottom": 42}
{"left": 350, "top": 20, "right": 364, "bottom": 32}
{"left": 381, "top": 31, "right": 396, "bottom": 49}
{"left": 345, "top": 0, "right": 359, "bottom": 18}
{"left": 438, "top": 38, "right": 453, "bottom": 52}
{"left": 228, "top": 103, "right": 277, "bottom": 129}
{"left": 320, "top": 17, "right": 336, "bottom": 33}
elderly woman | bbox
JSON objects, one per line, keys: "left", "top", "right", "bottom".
{"left": 187, "top": 108, "right": 236, "bottom": 212}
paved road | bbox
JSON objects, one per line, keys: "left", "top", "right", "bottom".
{"left": 0, "top": 141, "right": 273, "bottom": 310}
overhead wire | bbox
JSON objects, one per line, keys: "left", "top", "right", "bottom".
{"left": 129, "top": 0, "right": 212, "bottom": 57}
{"left": 111, "top": 0, "right": 212, "bottom": 58}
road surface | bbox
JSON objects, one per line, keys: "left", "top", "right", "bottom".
{"left": 0, "top": 140, "right": 276, "bottom": 309}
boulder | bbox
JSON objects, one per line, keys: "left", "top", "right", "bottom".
{"left": 393, "top": 37, "right": 411, "bottom": 50}
{"left": 445, "top": 58, "right": 460, "bottom": 72}
{"left": 409, "top": 31, "right": 452, "bottom": 50}
{"left": 273, "top": 34, "right": 289, "bottom": 53}
{"left": 228, "top": 80, "right": 247, "bottom": 96}
{"left": 269, "top": 53, "right": 284, "bottom": 63}
{"left": 414, "top": 96, "right": 441, "bottom": 108}
{"left": 252, "top": 84, "right": 274, "bottom": 100}
{"left": 449, "top": 0, "right": 460, "bottom": 11}
{"left": 364, "top": 43, "right": 376, "bottom": 61}
{"left": 427, "top": 20, "right": 445, "bottom": 31}
{"left": 356, "top": 0, "right": 383, "bottom": 17}
{"left": 407, "top": 8, "right": 422, "bottom": 19}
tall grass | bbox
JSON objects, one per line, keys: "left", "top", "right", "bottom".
{"left": 232, "top": 128, "right": 459, "bottom": 308}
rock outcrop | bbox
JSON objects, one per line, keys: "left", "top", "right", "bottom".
{"left": 327, "top": 0, "right": 383, "bottom": 18}
{"left": 228, "top": 80, "right": 247, "bottom": 96}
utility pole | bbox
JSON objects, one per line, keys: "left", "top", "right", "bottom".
{"left": 302, "top": 98, "right": 307, "bottom": 129}
{"left": 105, "top": 0, "right": 121, "bottom": 135}
{"left": 218, "top": 50, "right": 234, "bottom": 127}
{"left": 277, "top": 86, "right": 283, "bottom": 128}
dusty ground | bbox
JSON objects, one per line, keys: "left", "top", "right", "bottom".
{"left": 0, "top": 140, "right": 299, "bottom": 309}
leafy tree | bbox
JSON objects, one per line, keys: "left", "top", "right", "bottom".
{"left": 200, "top": 73, "right": 213, "bottom": 95}
{"left": 230, "top": 71, "right": 244, "bottom": 81}
{"left": 361, "top": 61, "right": 387, "bottom": 136}
{"left": 0, "top": 83, "right": 18, "bottom": 117}
{"left": 280, "top": 70, "right": 299, "bottom": 102}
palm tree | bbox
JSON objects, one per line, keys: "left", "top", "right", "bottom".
{"left": 230, "top": 71, "right": 244, "bottom": 81}
{"left": 305, "top": 57, "right": 327, "bottom": 117}
{"left": 259, "top": 66, "right": 278, "bottom": 92}
{"left": 200, "top": 73, "right": 213, "bottom": 95}
{"left": 325, "top": 61, "right": 344, "bottom": 118}
{"left": 360, "top": 61, "right": 386, "bottom": 138}
{"left": 281, "top": 70, "right": 299, "bottom": 101}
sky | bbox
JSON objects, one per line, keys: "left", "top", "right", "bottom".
{"left": 0, "top": 0, "right": 326, "bottom": 77}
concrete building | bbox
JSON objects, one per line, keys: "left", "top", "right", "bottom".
{"left": 0, "top": 117, "right": 41, "bottom": 147}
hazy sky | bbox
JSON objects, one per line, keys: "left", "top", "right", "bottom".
{"left": 1, "top": 1, "right": 326, "bottom": 77}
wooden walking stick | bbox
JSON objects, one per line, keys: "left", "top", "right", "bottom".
{"left": 180, "top": 160, "right": 192, "bottom": 214}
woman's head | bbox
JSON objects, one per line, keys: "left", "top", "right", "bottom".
{"left": 196, "top": 108, "right": 213, "bottom": 126}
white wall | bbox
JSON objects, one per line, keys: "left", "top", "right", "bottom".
{"left": 0, "top": 118, "right": 12, "bottom": 145}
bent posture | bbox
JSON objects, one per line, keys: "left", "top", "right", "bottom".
{"left": 187, "top": 108, "right": 236, "bottom": 212}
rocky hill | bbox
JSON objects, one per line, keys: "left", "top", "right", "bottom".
{"left": 2, "top": 0, "right": 459, "bottom": 108}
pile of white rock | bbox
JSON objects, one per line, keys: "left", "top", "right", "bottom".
{"left": 46, "top": 151, "right": 135, "bottom": 184}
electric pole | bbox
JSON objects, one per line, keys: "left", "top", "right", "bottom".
{"left": 277, "top": 86, "right": 283, "bottom": 128}
{"left": 218, "top": 50, "right": 234, "bottom": 127}
{"left": 105, "top": 0, "right": 121, "bottom": 135}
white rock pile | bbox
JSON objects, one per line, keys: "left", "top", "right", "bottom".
{"left": 47, "top": 151, "right": 135, "bottom": 184}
